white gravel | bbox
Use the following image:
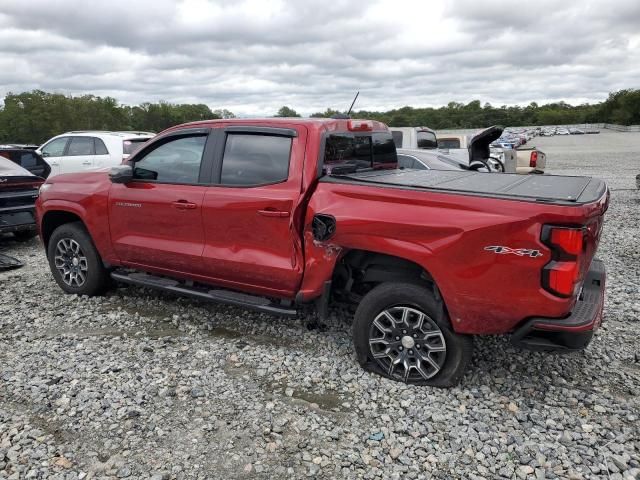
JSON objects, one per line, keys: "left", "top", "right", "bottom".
{"left": 1, "top": 130, "right": 639, "bottom": 479}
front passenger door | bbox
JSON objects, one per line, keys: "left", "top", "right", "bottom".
{"left": 40, "top": 137, "right": 69, "bottom": 177}
{"left": 109, "top": 130, "right": 212, "bottom": 276}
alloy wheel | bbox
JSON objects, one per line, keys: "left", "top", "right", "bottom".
{"left": 368, "top": 306, "right": 447, "bottom": 382}
{"left": 54, "top": 238, "right": 88, "bottom": 287}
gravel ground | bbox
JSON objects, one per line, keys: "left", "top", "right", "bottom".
{"left": 1, "top": 130, "right": 639, "bottom": 480}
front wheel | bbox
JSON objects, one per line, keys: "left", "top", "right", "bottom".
{"left": 353, "top": 282, "right": 473, "bottom": 387}
{"left": 47, "top": 222, "right": 109, "bottom": 296}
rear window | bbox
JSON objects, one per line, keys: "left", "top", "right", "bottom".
{"left": 417, "top": 130, "right": 437, "bottom": 149}
{"left": 324, "top": 132, "right": 397, "bottom": 170}
{"left": 0, "top": 157, "right": 33, "bottom": 177}
{"left": 95, "top": 138, "right": 109, "bottom": 155}
{"left": 123, "top": 139, "right": 148, "bottom": 155}
{"left": 438, "top": 138, "right": 461, "bottom": 149}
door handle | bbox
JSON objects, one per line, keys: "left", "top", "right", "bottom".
{"left": 82, "top": 161, "right": 92, "bottom": 165}
{"left": 172, "top": 200, "right": 197, "bottom": 210}
{"left": 258, "top": 209, "right": 290, "bottom": 218}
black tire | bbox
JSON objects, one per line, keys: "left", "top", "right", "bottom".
{"left": 353, "top": 282, "right": 473, "bottom": 387}
{"left": 469, "top": 161, "right": 489, "bottom": 172}
{"left": 13, "top": 230, "right": 37, "bottom": 241}
{"left": 47, "top": 222, "right": 109, "bottom": 296}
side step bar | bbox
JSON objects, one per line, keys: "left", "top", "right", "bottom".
{"left": 110, "top": 271, "right": 297, "bottom": 317}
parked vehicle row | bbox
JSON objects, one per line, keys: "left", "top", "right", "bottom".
{"left": 540, "top": 126, "right": 600, "bottom": 136}
{"left": 35, "top": 117, "right": 609, "bottom": 387}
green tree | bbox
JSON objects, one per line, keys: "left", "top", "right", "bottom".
{"left": 275, "top": 106, "right": 301, "bottom": 117}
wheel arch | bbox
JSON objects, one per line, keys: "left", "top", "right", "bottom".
{"left": 328, "top": 247, "right": 449, "bottom": 324}
{"left": 41, "top": 210, "right": 86, "bottom": 251}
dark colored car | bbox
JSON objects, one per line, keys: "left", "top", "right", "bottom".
{"left": 0, "top": 146, "right": 51, "bottom": 179}
{"left": 397, "top": 149, "right": 463, "bottom": 171}
{"left": 0, "top": 157, "right": 44, "bottom": 240}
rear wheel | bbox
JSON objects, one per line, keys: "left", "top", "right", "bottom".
{"left": 47, "top": 222, "right": 109, "bottom": 296}
{"left": 353, "top": 282, "right": 473, "bottom": 387}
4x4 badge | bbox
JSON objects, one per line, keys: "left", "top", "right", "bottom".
{"left": 485, "top": 246, "right": 543, "bottom": 258}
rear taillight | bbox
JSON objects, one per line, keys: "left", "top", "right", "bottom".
{"left": 529, "top": 150, "right": 538, "bottom": 168}
{"left": 541, "top": 226, "right": 585, "bottom": 297}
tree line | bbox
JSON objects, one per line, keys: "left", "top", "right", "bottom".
{"left": 280, "top": 89, "right": 640, "bottom": 129}
{"left": 0, "top": 90, "right": 235, "bottom": 144}
{"left": 1, "top": 89, "right": 639, "bottom": 144}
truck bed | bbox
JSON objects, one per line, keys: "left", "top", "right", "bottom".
{"left": 323, "top": 170, "right": 607, "bottom": 205}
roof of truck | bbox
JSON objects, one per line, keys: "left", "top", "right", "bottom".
{"left": 162, "top": 117, "right": 390, "bottom": 135}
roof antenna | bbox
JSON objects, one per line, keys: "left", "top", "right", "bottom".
{"left": 347, "top": 91, "right": 359, "bottom": 116}
{"left": 331, "top": 91, "right": 360, "bottom": 119}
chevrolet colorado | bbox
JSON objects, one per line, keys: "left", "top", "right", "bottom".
{"left": 36, "top": 118, "right": 609, "bottom": 387}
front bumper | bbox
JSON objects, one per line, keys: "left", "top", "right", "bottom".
{"left": 511, "top": 259, "right": 605, "bottom": 351}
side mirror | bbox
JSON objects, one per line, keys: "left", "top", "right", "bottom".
{"left": 41, "top": 151, "right": 50, "bottom": 157}
{"left": 109, "top": 164, "right": 133, "bottom": 184}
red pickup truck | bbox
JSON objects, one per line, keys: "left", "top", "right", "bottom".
{"left": 36, "top": 118, "right": 609, "bottom": 387}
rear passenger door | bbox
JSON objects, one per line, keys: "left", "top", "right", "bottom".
{"left": 61, "top": 137, "right": 95, "bottom": 173}
{"left": 200, "top": 125, "right": 307, "bottom": 297}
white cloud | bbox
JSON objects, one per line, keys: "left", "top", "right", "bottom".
{"left": 0, "top": 0, "right": 638, "bottom": 116}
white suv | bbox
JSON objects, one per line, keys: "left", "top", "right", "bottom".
{"left": 38, "top": 131, "right": 154, "bottom": 177}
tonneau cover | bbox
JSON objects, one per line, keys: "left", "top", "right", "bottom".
{"left": 324, "top": 170, "right": 607, "bottom": 205}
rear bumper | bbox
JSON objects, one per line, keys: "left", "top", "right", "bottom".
{"left": 0, "top": 208, "right": 37, "bottom": 234}
{"left": 511, "top": 258, "right": 605, "bottom": 351}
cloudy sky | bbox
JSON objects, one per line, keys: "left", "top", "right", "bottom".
{"left": 0, "top": 0, "right": 639, "bottom": 116}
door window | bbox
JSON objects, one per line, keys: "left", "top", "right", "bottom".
{"left": 94, "top": 138, "right": 109, "bottom": 155}
{"left": 417, "top": 130, "right": 437, "bottom": 149}
{"left": 221, "top": 134, "right": 292, "bottom": 186}
{"left": 391, "top": 131, "right": 403, "bottom": 148}
{"left": 41, "top": 137, "right": 69, "bottom": 157}
{"left": 67, "top": 137, "right": 95, "bottom": 156}
{"left": 133, "top": 135, "right": 206, "bottom": 184}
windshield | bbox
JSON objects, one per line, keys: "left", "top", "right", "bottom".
{"left": 324, "top": 132, "right": 397, "bottom": 171}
